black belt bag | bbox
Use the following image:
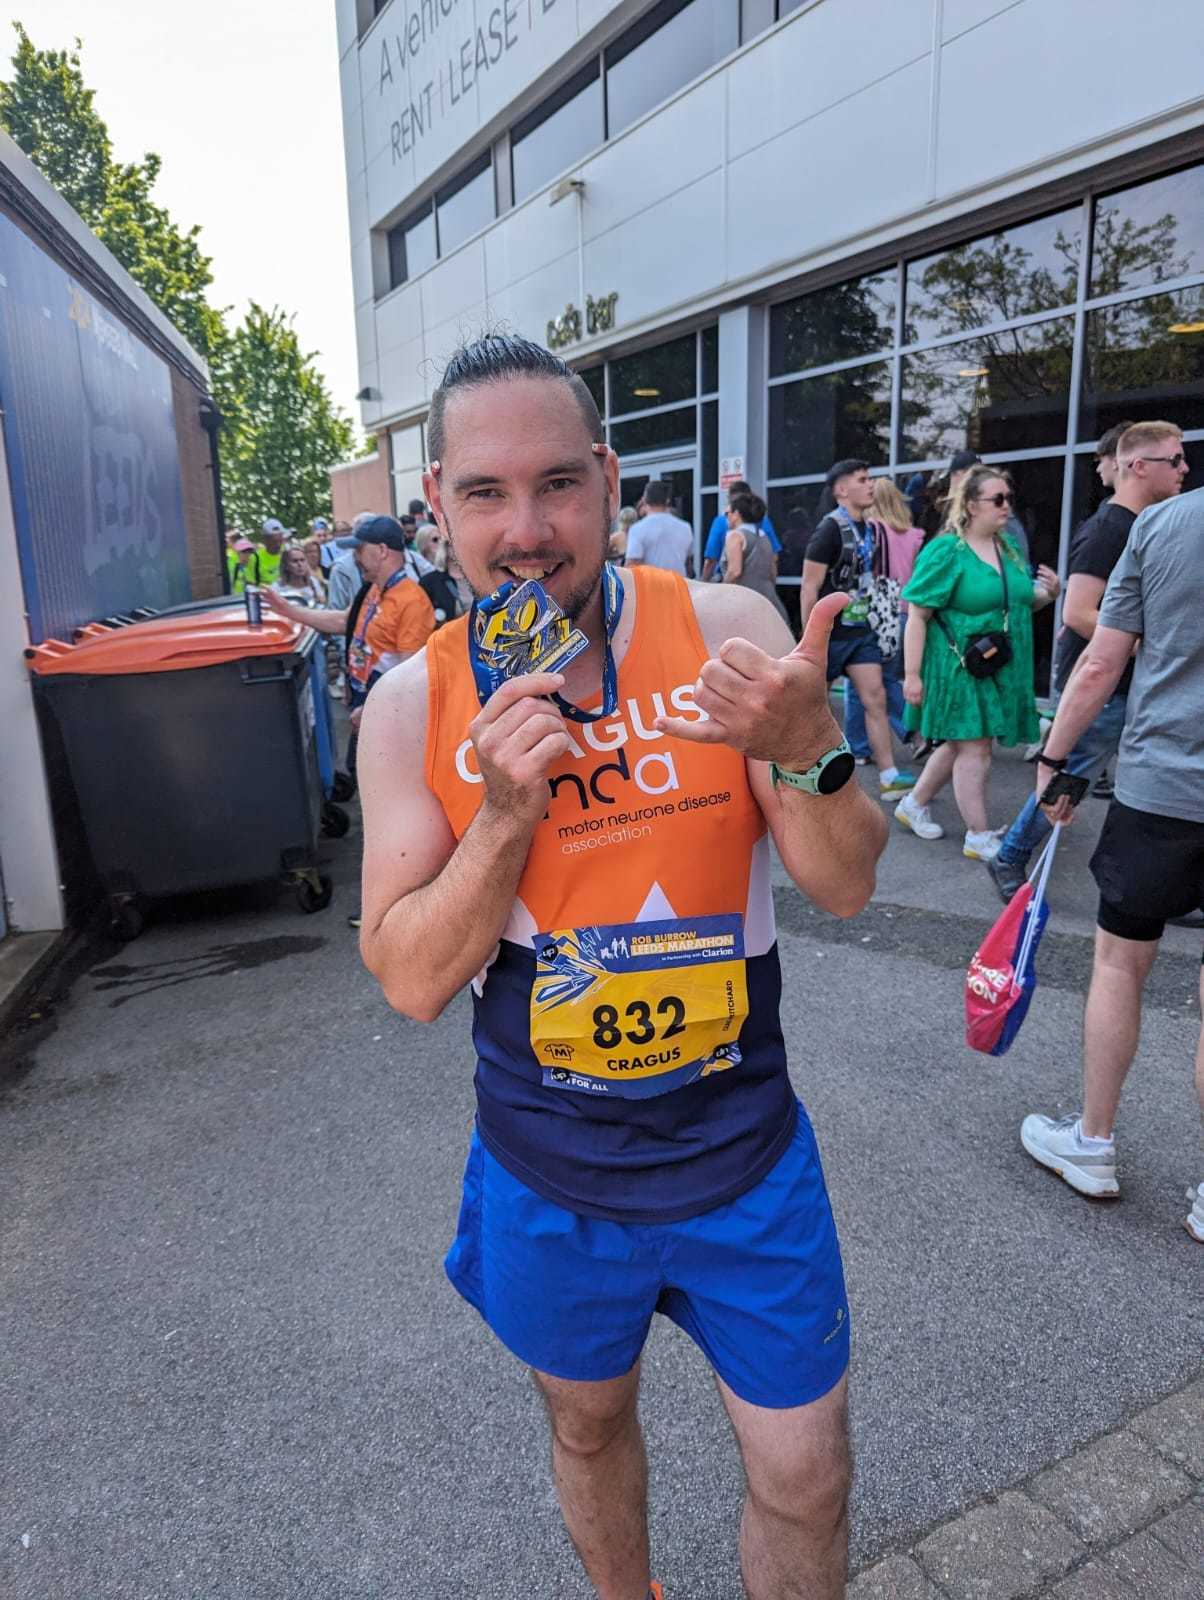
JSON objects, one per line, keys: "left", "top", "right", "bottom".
{"left": 935, "top": 536, "right": 1013, "bottom": 679}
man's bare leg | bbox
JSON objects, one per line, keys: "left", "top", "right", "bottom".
{"left": 718, "top": 1373, "right": 851, "bottom": 1600}
{"left": 845, "top": 662, "right": 895, "bottom": 774}
{"left": 1081, "top": 929, "right": 1160, "bottom": 1137}
{"left": 533, "top": 1364, "right": 650, "bottom": 1600}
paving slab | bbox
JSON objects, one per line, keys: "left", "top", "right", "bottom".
{"left": 1104, "top": 1527, "right": 1204, "bottom": 1598}
{"left": 915, "top": 1491, "right": 1083, "bottom": 1600}
{"left": 1045, "top": 1561, "right": 1142, "bottom": 1599}
{"left": 1130, "top": 1378, "right": 1204, "bottom": 1478}
{"left": 1151, "top": 1498, "right": 1204, "bottom": 1566}
{"left": 848, "top": 1553, "right": 946, "bottom": 1598}
{"left": 1027, "top": 1427, "right": 1193, "bottom": 1544}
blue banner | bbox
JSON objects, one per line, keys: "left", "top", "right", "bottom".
{"left": 0, "top": 212, "right": 190, "bottom": 642}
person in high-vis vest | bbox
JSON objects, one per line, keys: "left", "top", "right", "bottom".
{"left": 228, "top": 538, "right": 262, "bottom": 592}
{"left": 356, "top": 335, "right": 887, "bottom": 1600}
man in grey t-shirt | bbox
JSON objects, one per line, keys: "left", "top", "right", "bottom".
{"left": 1018, "top": 476, "right": 1204, "bottom": 1242}
{"left": 624, "top": 480, "right": 695, "bottom": 578}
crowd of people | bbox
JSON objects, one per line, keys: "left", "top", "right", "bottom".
{"left": 219, "top": 328, "right": 1201, "bottom": 1600}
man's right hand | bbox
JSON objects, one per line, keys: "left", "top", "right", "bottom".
{"left": 471, "top": 673, "right": 571, "bottom": 830}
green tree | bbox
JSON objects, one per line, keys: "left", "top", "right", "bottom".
{"left": 219, "top": 305, "right": 355, "bottom": 531}
{"left": 0, "top": 24, "right": 110, "bottom": 218}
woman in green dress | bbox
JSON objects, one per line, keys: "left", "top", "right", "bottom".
{"left": 893, "top": 467, "right": 1060, "bottom": 860}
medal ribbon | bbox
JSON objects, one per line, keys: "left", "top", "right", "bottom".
{"left": 467, "top": 561, "right": 624, "bottom": 724}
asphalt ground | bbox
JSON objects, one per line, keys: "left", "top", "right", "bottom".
{"left": 1, "top": 742, "right": 1201, "bottom": 1599}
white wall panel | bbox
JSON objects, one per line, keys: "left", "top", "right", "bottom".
{"left": 581, "top": 76, "right": 724, "bottom": 243}
{"left": 486, "top": 250, "right": 580, "bottom": 344}
{"left": 418, "top": 237, "right": 488, "bottom": 328}
{"left": 375, "top": 279, "right": 423, "bottom": 357}
{"left": 389, "top": 334, "right": 431, "bottom": 414}
{"left": 586, "top": 171, "right": 724, "bottom": 325}
{"left": 336, "top": 0, "right": 361, "bottom": 61}
{"left": 937, "top": 0, "right": 1204, "bottom": 197}
{"left": 941, "top": 0, "right": 1019, "bottom": 38}
{"left": 349, "top": 209, "right": 376, "bottom": 310}
{"left": 726, "top": 0, "right": 929, "bottom": 163}
{"left": 484, "top": 191, "right": 581, "bottom": 296}
{"left": 574, "top": 0, "right": 628, "bottom": 36}
{"left": 727, "top": 54, "right": 931, "bottom": 284}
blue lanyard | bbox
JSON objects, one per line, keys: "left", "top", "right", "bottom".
{"left": 467, "top": 562, "right": 624, "bottom": 724}
{"left": 835, "top": 507, "right": 874, "bottom": 575}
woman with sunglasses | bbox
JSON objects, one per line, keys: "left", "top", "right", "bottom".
{"left": 893, "top": 467, "right": 1059, "bottom": 859}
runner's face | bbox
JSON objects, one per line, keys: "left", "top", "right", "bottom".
{"left": 839, "top": 470, "right": 874, "bottom": 513}
{"left": 426, "top": 376, "right": 618, "bottom": 623}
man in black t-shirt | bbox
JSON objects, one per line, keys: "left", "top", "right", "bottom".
{"left": 802, "top": 459, "right": 915, "bottom": 799}
{"left": 989, "top": 421, "right": 1189, "bottom": 900}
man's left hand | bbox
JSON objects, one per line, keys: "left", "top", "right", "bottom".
{"left": 654, "top": 591, "right": 848, "bottom": 767}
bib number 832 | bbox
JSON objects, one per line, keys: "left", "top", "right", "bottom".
{"left": 592, "top": 996, "right": 686, "bottom": 1049}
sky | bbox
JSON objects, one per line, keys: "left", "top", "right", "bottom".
{"left": 5, "top": 2, "right": 363, "bottom": 428}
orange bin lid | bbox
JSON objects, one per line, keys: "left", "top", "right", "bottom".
{"left": 27, "top": 605, "right": 312, "bottom": 676}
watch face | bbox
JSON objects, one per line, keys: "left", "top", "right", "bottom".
{"left": 817, "top": 750, "right": 856, "bottom": 795}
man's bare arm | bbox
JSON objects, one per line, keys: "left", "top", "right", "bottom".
{"left": 799, "top": 560, "right": 826, "bottom": 631}
{"left": 1061, "top": 573, "right": 1107, "bottom": 639}
{"left": 664, "top": 584, "right": 886, "bottom": 918}
{"left": 357, "top": 660, "right": 569, "bottom": 1019}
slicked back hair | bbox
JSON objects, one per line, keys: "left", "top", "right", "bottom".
{"left": 427, "top": 333, "right": 603, "bottom": 463}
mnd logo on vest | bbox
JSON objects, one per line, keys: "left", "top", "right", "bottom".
{"left": 453, "top": 684, "right": 705, "bottom": 811}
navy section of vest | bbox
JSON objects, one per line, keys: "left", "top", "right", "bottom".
{"left": 473, "top": 940, "right": 796, "bottom": 1225}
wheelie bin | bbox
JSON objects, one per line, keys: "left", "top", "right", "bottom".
{"left": 28, "top": 608, "right": 334, "bottom": 938}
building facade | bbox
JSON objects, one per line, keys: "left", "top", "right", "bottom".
{"left": 337, "top": 0, "right": 1204, "bottom": 690}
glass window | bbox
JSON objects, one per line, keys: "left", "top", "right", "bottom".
{"left": 1090, "top": 163, "right": 1204, "bottom": 299}
{"left": 900, "top": 318, "right": 1074, "bottom": 463}
{"left": 700, "top": 491, "right": 719, "bottom": 543}
{"left": 606, "top": 0, "right": 723, "bottom": 138}
{"left": 767, "top": 361, "right": 892, "bottom": 479}
{"left": 905, "top": 207, "right": 1081, "bottom": 345}
{"left": 770, "top": 269, "right": 896, "bottom": 376}
{"left": 511, "top": 61, "right": 603, "bottom": 204}
{"left": 436, "top": 156, "right": 494, "bottom": 257}
{"left": 610, "top": 334, "right": 697, "bottom": 414}
{"left": 388, "top": 203, "right": 436, "bottom": 289}
{"left": 701, "top": 325, "right": 718, "bottom": 393}
{"left": 996, "top": 456, "right": 1064, "bottom": 695}
{"left": 610, "top": 405, "right": 697, "bottom": 456}
{"left": 701, "top": 400, "right": 718, "bottom": 485}
{"left": 1080, "top": 286, "right": 1204, "bottom": 438}
{"left": 578, "top": 364, "right": 606, "bottom": 416}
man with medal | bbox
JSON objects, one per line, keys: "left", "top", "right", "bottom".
{"left": 357, "top": 335, "right": 888, "bottom": 1600}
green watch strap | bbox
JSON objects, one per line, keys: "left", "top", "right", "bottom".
{"left": 770, "top": 740, "right": 856, "bottom": 797}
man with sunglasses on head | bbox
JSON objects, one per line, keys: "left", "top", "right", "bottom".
{"left": 988, "top": 421, "right": 1187, "bottom": 902}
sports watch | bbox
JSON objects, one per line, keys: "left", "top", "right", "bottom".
{"left": 769, "top": 739, "right": 856, "bottom": 797}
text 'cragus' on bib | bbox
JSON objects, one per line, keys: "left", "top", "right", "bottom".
{"left": 531, "top": 914, "right": 749, "bottom": 1099}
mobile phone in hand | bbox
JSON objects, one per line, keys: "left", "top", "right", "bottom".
{"left": 1040, "top": 771, "right": 1090, "bottom": 807}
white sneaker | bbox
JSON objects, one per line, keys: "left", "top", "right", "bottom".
{"left": 1021, "top": 1113, "right": 1119, "bottom": 1199}
{"left": 894, "top": 792, "right": 944, "bottom": 840}
{"left": 964, "top": 829, "right": 1001, "bottom": 862}
{"left": 1186, "top": 1183, "right": 1204, "bottom": 1242}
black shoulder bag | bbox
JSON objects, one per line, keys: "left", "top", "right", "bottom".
{"left": 933, "top": 537, "right": 1013, "bottom": 680}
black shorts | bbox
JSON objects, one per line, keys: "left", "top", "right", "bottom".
{"left": 1091, "top": 800, "right": 1204, "bottom": 942}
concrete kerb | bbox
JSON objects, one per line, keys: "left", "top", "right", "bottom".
{"left": 850, "top": 1372, "right": 1204, "bottom": 1598}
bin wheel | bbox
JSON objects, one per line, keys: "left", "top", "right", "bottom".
{"left": 330, "top": 770, "right": 356, "bottom": 803}
{"left": 296, "top": 874, "right": 333, "bottom": 915}
{"left": 321, "top": 802, "right": 351, "bottom": 839}
{"left": 109, "top": 899, "right": 145, "bottom": 941}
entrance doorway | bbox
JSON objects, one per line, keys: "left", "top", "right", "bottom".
{"left": 617, "top": 451, "right": 698, "bottom": 568}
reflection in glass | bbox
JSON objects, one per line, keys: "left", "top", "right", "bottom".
{"left": 996, "top": 456, "right": 1064, "bottom": 695}
{"left": 388, "top": 204, "right": 436, "bottom": 289}
{"left": 767, "top": 485, "right": 823, "bottom": 545}
{"left": 768, "top": 361, "right": 891, "bottom": 478}
{"left": 900, "top": 318, "right": 1074, "bottom": 462}
{"left": 578, "top": 364, "right": 606, "bottom": 417}
{"left": 436, "top": 157, "right": 494, "bottom": 257}
{"left": 1090, "top": 163, "right": 1204, "bottom": 299}
{"left": 702, "top": 400, "right": 718, "bottom": 486}
{"left": 606, "top": 0, "right": 724, "bottom": 137}
{"left": 610, "top": 405, "right": 697, "bottom": 456}
{"left": 1080, "top": 287, "right": 1204, "bottom": 438}
{"left": 610, "top": 334, "right": 697, "bottom": 414}
{"left": 511, "top": 64, "right": 603, "bottom": 203}
{"left": 701, "top": 325, "right": 719, "bottom": 393}
{"left": 769, "top": 270, "right": 896, "bottom": 377}
{"left": 905, "top": 208, "right": 1080, "bottom": 344}
{"left": 700, "top": 492, "right": 718, "bottom": 544}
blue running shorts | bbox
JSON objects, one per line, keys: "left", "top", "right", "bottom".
{"left": 445, "top": 1100, "right": 850, "bottom": 1409}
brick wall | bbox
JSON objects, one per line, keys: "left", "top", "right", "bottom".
{"left": 330, "top": 444, "right": 391, "bottom": 523}
{"left": 170, "top": 368, "right": 224, "bottom": 598}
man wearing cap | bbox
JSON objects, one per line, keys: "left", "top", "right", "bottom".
{"left": 265, "top": 515, "right": 436, "bottom": 727}
{"left": 311, "top": 517, "right": 338, "bottom": 574}
{"left": 258, "top": 519, "right": 290, "bottom": 585}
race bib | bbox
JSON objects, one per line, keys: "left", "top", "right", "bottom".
{"left": 531, "top": 914, "right": 749, "bottom": 1099}
{"left": 840, "top": 572, "right": 872, "bottom": 625}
